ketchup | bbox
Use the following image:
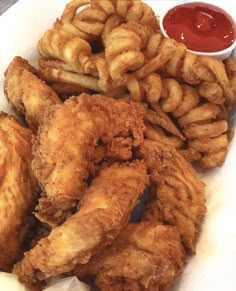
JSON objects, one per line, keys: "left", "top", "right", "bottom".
{"left": 163, "top": 2, "right": 236, "bottom": 52}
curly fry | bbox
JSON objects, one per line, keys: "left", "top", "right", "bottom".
{"left": 105, "top": 22, "right": 151, "bottom": 81}
{"left": 38, "top": 29, "right": 95, "bottom": 74}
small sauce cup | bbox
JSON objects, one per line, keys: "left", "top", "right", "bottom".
{"left": 159, "top": 1, "right": 236, "bottom": 60}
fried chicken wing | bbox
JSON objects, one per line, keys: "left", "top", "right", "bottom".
{"left": 139, "top": 140, "right": 206, "bottom": 253}
{"left": 4, "top": 56, "right": 61, "bottom": 132}
{"left": 13, "top": 160, "right": 148, "bottom": 288}
{"left": 0, "top": 113, "right": 38, "bottom": 271}
{"left": 74, "top": 221, "right": 185, "bottom": 291}
{"left": 33, "top": 93, "right": 146, "bottom": 226}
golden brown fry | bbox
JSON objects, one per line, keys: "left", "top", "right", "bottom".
{"left": 177, "top": 148, "right": 202, "bottom": 163}
{"left": 4, "top": 57, "right": 61, "bottom": 132}
{"left": 145, "top": 33, "right": 163, "bottom": 59}
{"left": 91, "top": 0, "right": 158, "bottom": 28}
{"left": 39, "top": 67, "right": 101, "bottom": 92}
{"left": 125, "top": 74, "right": 144, "bottom": 102}
{"left": 38, "top": 29, "right": 95, "bottom": 74}
{"left": 183, "top": 120, "right": 228, "bottom": 139}
{"left": 142, "top": 73, "right": 162, "bottom": 104}
{"left": 33, "top": 94, "right": 146, "bottom": 226}
{"left": 173, "top": 84, "right": 200, "bottom": 118}
{"left": 74, "top": 222, "right": 185, "bottom": 291}
{"left": 138, "top": 139, "right": 206, "bottom": 253}
{"left": 198, "top": 82, "right": 224, "bottom": 105}
{"left": 0, "top": 113, "right": 38, "bottom": 271}
{"left": 197, "top": 149, "right": 228, "bottom": 168}
{"left": 134, "top": 38, "right": 178, "bottom": 79}
{"left": 147, "top": 103, "right": 185, "bottom": 140}
{"left": 197, "top": 56, "right": 233, "bottom": 104}
{"left": 105, "top": 22, "right": 151, "bottom": 81}
{"left": 59, "top": 0, "right": 158, "bottom": 42}
{"left": 189, "top": 134, "right": 228, "bottom": 154}
{"left": 144, "top": 123, "right": 184, "bottom": 149}
{"left": 160, "top": 78, "right": 183, "bottom": 112}
{"left": 178, "top": 103, "right": 222, "bottom": 127}
{"left": 165, "top": 42, "right": 187, "bottom": 77}
{"left": 14, "top": 160, "right": 149, "bottom": 287}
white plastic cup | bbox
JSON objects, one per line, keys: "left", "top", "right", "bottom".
{"left": 159, "top": 1, "right": 236, "bottom": 60}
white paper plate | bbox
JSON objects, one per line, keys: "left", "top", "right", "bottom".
{"left": 0, "top": 1, "right": 236, "bottom": 291}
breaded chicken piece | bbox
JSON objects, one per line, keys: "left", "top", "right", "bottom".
{"left": 33, "top": 94, "right": 146, "bottom": 226}
{"left": 14, "top": 160, "right": 148, "bottom": 288}
{"left": 0, "top": 113, "right": 38, "bottom": 271}
{"left": 74, "top": 221, "right": 186, "bottom": 291}
{"left": 4, "top": 56, "right": 61, "bottom": 131}
{"left": 139, "top": 140, "right": 206, "bottom": 253}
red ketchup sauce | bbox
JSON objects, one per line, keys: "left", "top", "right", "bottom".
{"left": 163, "top": 2, "right": 236, "bottom": 52}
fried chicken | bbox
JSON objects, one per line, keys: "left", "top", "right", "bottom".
{"left": 74, "top": 221, "right": 185, "bottom": 291}
{"left": 13, "top": 160, "right": 148, "bottom": 288}
{"left": 4, "top": 56, "right": 61, "bottom": 132}
{"left": 0, "top": 113, "right": 38, "bottom": 271}
{"left": 33, "top": 93, "right": 146, "bottom": 226}
{"left": 139, "top": 139, "right": 206, "bottom": 253}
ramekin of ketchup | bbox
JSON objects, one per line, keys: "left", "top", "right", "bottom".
{"left": 159, "top": 1, "right": 236, "bottom": 60}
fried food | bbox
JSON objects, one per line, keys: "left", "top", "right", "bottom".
{"left": 145, "top": 104, "right": 185, "bottom": 140}
{"left": 104, "top": 22, "right": 151, "bottom": 82}
{"left": 74, "top": 221, "right": 185, "bottom": 291}
{"left": 0, "top": 113, "right": 38, "bottom": 271}
{"left": 33, "top": 93, "right": 146, "bottom": 226}
{"left": 4, "top": 57, "right": 61, "bottom": 132}
{"left": 139, "top": 139, "right": 206, "bottom": 253}
{"left": 13, "top": 160, "right": 149, "bottom": 287}
{"left": 57, "top": 0, "right": 158, "bottom": 42}
{"left": 144, "top": 123, "right": 184, "bottom": 149}
{"left": 38, "top": 29, "right": 95, "bottom": 74}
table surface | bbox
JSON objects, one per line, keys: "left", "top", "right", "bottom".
{"left": 0, "top": 0, "right": 18, "bottom": 15}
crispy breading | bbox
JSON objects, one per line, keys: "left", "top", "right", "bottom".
{"left": 13, "top": 160, "right": 148, "bottom": 287}
{"left": 4, "top": 56, "right": 61, "bottom": 131}
{"left": 33, "top": 94, "right": 146, "bottom": 226}
{"left": 139, "top": 139, "right": 206, "bottom": 253}
{"left": 74, "top": 221, "right": 185, "bottom": 291}
{"left": 0, "top": 113, "right": 38, "bottom": 271}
